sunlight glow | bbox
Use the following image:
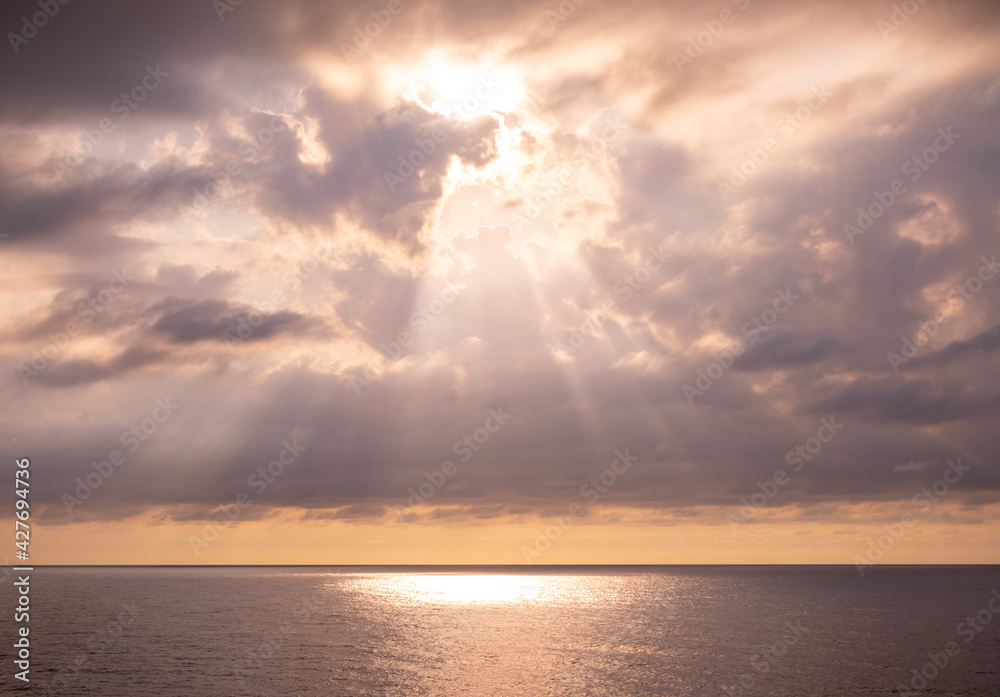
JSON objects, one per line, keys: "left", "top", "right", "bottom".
{"left": 396, "top": 56, "right": 526, "bottom": 120}
{"left": 342, "top": 573, "right": 605, "bottom": 606}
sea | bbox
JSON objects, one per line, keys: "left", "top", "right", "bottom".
{"left": 1, "top": 565, "right": 998, "bottom": 696}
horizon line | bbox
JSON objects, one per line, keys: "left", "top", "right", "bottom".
{"left": 10, "top": 563, "right": 999, "bottom": 568}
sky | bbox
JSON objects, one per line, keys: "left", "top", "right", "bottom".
{"left": 2, "top": 0, "right": 999, "bottom": 565}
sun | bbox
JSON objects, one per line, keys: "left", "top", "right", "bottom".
{"left": 394, "top": 55, "right": 527, "bottom": 120}
{"left": 378, "top": 52, "right": 620, "bottom": 267}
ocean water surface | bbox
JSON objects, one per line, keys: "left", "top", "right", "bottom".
{"left": 2, "top": 565, "right": 998, "bottom": 696}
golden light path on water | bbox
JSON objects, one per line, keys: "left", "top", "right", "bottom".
{"left": 340, "top": 572, "right": 618, "bottom": 607}
{"left": 330, "top": 572, "right": 675, "bottom": 695}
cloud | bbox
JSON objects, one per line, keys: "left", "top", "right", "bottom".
{"left": 734, "top": 329, "right": 845, "bottom": 371}
{"left": 148, "top": 298, "right": 307, "bottom": 344}
{"left": 805, "top": 378, "right": 1000, "bottom": 425}
{"left": 1, "top": 0, "right": 998, "bottom": 534}
{"left": 912, "top": 323, "right": 1000, "bottom": 368}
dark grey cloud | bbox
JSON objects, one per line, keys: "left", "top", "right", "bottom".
{"left": 0, "top": 158, "right": 219, "bottom": 253}
{"left": 734, "top": 329, "right": 845, "bottom": 371}
{"left": 912, "top": 323, "right": 1000, "bottom": 368}
{"left": 148, "top": 298, "right": 306, "bottom": 345}
{"left": 31, "top": 345, "right": 169, "bottom": 389}
{"left": 805, "top": 378, "right": 1000, "bottom": 425}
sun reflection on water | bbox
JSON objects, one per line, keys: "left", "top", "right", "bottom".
{"left": 341, "top": 573, "right": 609, "bottom": 606}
